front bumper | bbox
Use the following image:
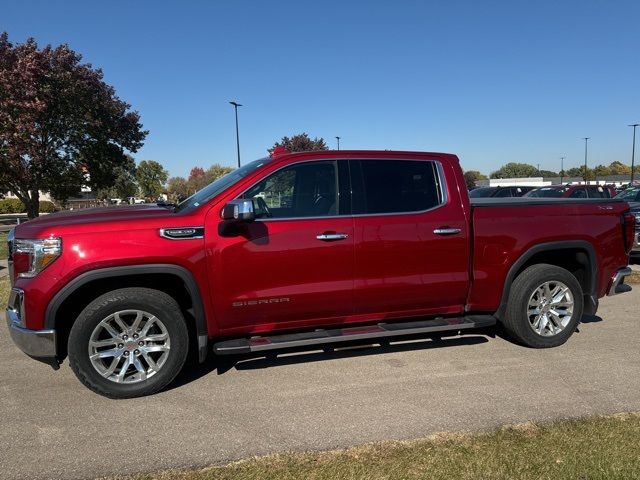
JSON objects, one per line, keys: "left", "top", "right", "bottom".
{"left": 606, "top": 267, "right": 633, "bottom": 296}
{"left": 631, "top": 230, "right": 640, "bottom": 257}
{"left": 6, "top": 289, "right": 59, "bottom": 369}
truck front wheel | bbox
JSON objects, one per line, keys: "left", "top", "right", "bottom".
{"left": 68, "top": 287, "right": 189, "bottom": 398}
{"left": 503, "top": 264, "right": 584, "bottom": 348}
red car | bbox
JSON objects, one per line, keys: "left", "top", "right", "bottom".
{"left": 6, "top": 150, "right": 635, "bottom": 398}
{"left": 525, "top": 184, "right": 617, "bottom": 199}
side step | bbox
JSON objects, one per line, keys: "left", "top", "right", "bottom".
{"left": 213, "top": 315, "right": 496, "bottom": 355}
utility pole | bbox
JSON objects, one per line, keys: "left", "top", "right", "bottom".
{"left": 630, "top": 124, "right": 639, "bottom": 184}
{"left": 229, "top": 101, "right": 242, "bottom": 168}
{"left": 537, "top": 163, "right": 541, "bottom": 176}
{"left": 583, "top": 137, "right": 590, "bottom": 183}
{"left": 560, "top": 157, "right": 565, "bottom": 184}
{"left": 335, "top": 136, "right": 341, "bottom": 150}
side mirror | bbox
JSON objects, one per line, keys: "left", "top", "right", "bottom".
{"left": 222, "top": 199, "right": 255, "bottom": 222}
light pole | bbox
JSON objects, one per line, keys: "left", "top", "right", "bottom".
{"left": 335, "top": 136, "right": 341, "bottom": 150}
{"left": 229, "top": 101, "right": 242, "bottom": 168}
{"left": 583, "top": 137, "right": 590, "bottom": 183}
{"left": 630, "top": 124, "right": 639, "bottom": 184}
{"left": 560, "top": 156, "right": 565, "bottom": 184}
{"left": 537, "top": 163, "right": 541, "bottom": 176}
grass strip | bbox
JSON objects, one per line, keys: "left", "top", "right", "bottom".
{"left": 117, "top": 413, "right": 640, "bottom": 480}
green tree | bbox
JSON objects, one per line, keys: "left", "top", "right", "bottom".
{"left": 205, "top": 164, "right": 234, "bottom": 184}
{"left": 463, "top": 170, "right": 487, "bottom": 189}
{"left": 0, "top": 33, "right": 147, "bottom": 217}
{"left": 594, "top": 165, "right": 612, "bottom": 177}
{"left": 539, "top": 170, "right": 559, "bottom": 177}
{"left": 269, "top": 133, "right": 328, "bottom": 153}
{"left": 167, "top": 176, "right": 188, "bottom": 202}
{"left": 490, "top": 163, "right": 539, "bottom": 179}
{"left": 136, "top": 160, "right": 168, "bottom": 199}
{"left": 608, "top": 161, "right": 631, "bottom": 175}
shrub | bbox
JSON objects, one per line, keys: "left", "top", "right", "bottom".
{"left": 0, "top": 198, "right": 25, "bottom": 214}
{"left": 38, "top": 201, "right": 56, "bottom": 213}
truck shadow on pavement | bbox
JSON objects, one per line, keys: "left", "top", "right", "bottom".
{"left": 168, "top": 334, "right": 491, "bottom": 391}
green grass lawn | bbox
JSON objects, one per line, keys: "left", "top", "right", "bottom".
{"left": 0, "top": 231, "right": 7, "bottom": 261}
{"left": 121, "top": 414, "right": 640, "bottom": 480}
{"left": 0, "top": 276, "right": 9, "bottom": 306}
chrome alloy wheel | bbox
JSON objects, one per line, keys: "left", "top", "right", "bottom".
{"left": 88, "top": 310, "right": 170, "bottom": 384}
{"left": 527, "top": 281, "right": 574, "bottom": 337}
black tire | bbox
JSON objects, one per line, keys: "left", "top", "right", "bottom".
{"left": 502, "top": 264, "right": 583, "bottom": 348}
{"left": 68, "top": 287, "right": 189, "bottom": 399}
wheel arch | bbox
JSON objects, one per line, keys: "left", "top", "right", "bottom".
{"left": 45, "top": 264, "right": 208, "bottom": 363}
{"left": 495, "top": 241, "right": 598, "bottom": 320}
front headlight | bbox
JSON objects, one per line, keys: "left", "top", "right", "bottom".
{"left": 13, "top": 237, "right": 62, "bottom": 278}
{"left": 634, "top": 212, "right": 640, "bottom": 225}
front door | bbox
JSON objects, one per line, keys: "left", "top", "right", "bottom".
{"left": 209, "top": 160, "right": 355, "bottom": 334}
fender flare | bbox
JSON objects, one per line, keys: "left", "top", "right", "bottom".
{"left": 44, "top": 264, "right": 209, "bottom": 361}
{"left": 495, "top": 240, "right": 598, "bottom": 319}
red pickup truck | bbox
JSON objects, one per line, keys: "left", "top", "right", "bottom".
{"left": 6, "top": 150, "right": 636, "bottom": 398}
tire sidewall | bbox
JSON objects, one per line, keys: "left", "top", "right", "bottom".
{"left": 507, "top": 265, "right": 584, "bottom": 348}
{"left": 68, "top": 288, "right": 189, "bottom": 398}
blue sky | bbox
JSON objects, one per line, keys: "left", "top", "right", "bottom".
{"left": 3, "top": 0, "right": 640, "bottom": 177}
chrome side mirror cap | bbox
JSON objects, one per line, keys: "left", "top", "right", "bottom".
{"left": 222, "top": 199, "right": 255, "bottom": 222}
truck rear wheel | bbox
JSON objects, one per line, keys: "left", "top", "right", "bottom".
{"left": 503, "top": 264, "right": 583, "bottom": 348}
{"left": 68, "top": 287, "right": 189, "bottom": 398}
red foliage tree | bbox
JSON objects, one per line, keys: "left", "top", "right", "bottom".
{"left": 0, "top": 33, "right": 147, "bottom": 217}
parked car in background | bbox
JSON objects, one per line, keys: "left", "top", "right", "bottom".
{"left": 5, "top": 150, "right": 635, "bottom": 398}
{"left": 615, "top": 186, "right": 640, "bottom": 206}
{"left": 630, "top": 204, "right": 640, "bottom": 262}
{"left": 468, "top": 186, "right": 536, "bottom": 198}
{"left": 525, "top": 184, "right": 616, "bottom": 199}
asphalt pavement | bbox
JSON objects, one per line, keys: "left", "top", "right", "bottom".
{"left": 1, "top": 289, "right": 639, "bottom": 480}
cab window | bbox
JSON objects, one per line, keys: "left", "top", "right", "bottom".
{"left": 242, "top": 161, "right": 338, "bottom": 219}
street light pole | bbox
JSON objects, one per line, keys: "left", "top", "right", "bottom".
{"left": 560, "top": 157, "right": 565, "bottom": 184}
{"left": 335, "top": 136, "right": 341, "bottom": 150}
{"left": 630, "top": 124, "right": 639, "bottom": 184}
{"left": 229, "top": 101, "right": 242, "bottom": 168}
{"left": 583, "top": 137, "right": 590, "bottom": 183}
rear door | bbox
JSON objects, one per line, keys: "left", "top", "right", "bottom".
{"left": 350, "top": 158, "right": 469, "bottom": 319}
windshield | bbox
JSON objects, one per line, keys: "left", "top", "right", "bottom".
{"left": 469, "top": 188, "right": 496, "bottom": 198}
{"left": 174, "top": 157, "right": 271, "bottom": 213}
{"left": 615, "top": 188, "right": 639, "bottom": 201}
{"left": 526, "top": 187, "right": 566, "bottom": 198}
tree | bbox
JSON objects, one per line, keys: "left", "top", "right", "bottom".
{"left": 594, "top": 165, "right": 612, "bottom": 177}
{"left": 96, "top": 158, "right": 138, "bottom": 201}
{"left": 608, "top": 161, "right": 631, "bottom": 176}
{"left": 187, "top": 167, "right": 207, "bottom": 194}
{"left": 167, "top": 176, "right": 188, "bottom": 202}
{"left": 204, "top": 164, "right": 234, "bottom": 184}
{"left": 463, "top": 170, "right": 487, "bottom": 189}
{"left": 538, "top": 170, "right": 558, "bottom": 177}
{"left": 0, "top": 33, "right": 147, "bottom": 218}
{"left": 136, "top": 160, "right": 168, "bottom": 199}
{"left": 490, "top": 163, "right": 539, "bottom": 179}
{"left": 269, "top": 133, "right": 328, "bottom": 153}
{"left": 566, "top": 166, "right": 594, "bottom": 181}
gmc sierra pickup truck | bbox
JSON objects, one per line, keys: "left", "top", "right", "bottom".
{"left": 6, "top": 150, "right": 636, "bottom": 398}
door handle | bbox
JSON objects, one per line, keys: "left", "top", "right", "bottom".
{"left": 316, "top": 232, "right": 349, "bottom": 241}
{"left": 433, "top": 227, "right": 462, "bottom": 236}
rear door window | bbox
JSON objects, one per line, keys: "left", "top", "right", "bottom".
{"left": 587, "top": 186, "right": 608, "bottom": 198}
{"left": 569, "top": 188, "right": 587, "bottom": 198}
{"left": 350, "top": 160, "right": 444, "bottom": 214}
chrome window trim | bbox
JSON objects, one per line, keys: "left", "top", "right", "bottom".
{"left": 234, "top": 158, "right": 448, "bottom": 222}
{"left": 159, "top": 226, "right": 205, "bottom": 240}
